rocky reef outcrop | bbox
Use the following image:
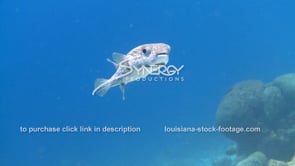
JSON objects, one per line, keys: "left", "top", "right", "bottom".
{"left": 236, "top": 152, "right": 267, "bottom": 166}
{"left": 216, "top": 73, "right": 295, "bottom": 162}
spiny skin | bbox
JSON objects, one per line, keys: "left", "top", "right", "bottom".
{"left": 92, "top": 43, "right": 171, "bottom": 98}
{"left": 117, "top": 43, "right": 170, "bottom": 67}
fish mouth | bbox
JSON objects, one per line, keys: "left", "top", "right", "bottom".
{"left": 155, "top": 62, "right": 166, "bottom": 66}
{"left": 158, "top": 52, "right": 168, "bottom": 54}
{"left": 157, "top": 52, "right": 169, "bottom": 56}
{"left": 157, "top": 53, "right": 169, "bottom": 59}
{"left": 152, "top": 53, "right": 169, "bottom": 66}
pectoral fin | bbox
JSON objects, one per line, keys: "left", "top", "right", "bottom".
{"left": 112, "top": 52, "right": 125, "bottom": 63}
{"left": 107, "top": 53, "right": 126, "bottom": 69}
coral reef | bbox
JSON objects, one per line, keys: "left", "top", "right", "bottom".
{"left": 268, "top": 159, "right": 288, "bottom": 166}
{"left": 216, "top": 73, "right": 295, "bottom": 161}
{"left": 288, "top": 156, "right": 295, "bottom": 166}
{"left": 272, "top": 74, "right": 295, "bottom": 104}
{"left": 268, "top": 155, "right": 295, "bottom": 166}
{"left": 216, "top": 80, "right": 265, "bottom": 147}
{"left": 235, "top": 152, "right": 267, "bottom": 166}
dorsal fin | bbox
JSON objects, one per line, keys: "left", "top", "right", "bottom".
{"left": 112, "top": 52, "right": 125, "bottom": 63}
{"left": 107, "top": 58, "right": 119, "bottom": 68}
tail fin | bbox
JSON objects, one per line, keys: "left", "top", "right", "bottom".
{"left": 92, "top": 78, "right": 112, "bottom": 96}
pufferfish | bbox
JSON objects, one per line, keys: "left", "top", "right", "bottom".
{"left": 92, "top": 43, "right": 170, "bottom": 100}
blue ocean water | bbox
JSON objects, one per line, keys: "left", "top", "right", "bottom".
{"left": 1, "top": 0, "right": 295, "bottom": 165}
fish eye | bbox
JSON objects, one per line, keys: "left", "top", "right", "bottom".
{"left": 142, "top": 48, "right": 151, "bottom": 56}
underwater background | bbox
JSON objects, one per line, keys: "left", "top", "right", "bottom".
{"left": 1, "top": 0, "right": 295, "bottom": 166}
